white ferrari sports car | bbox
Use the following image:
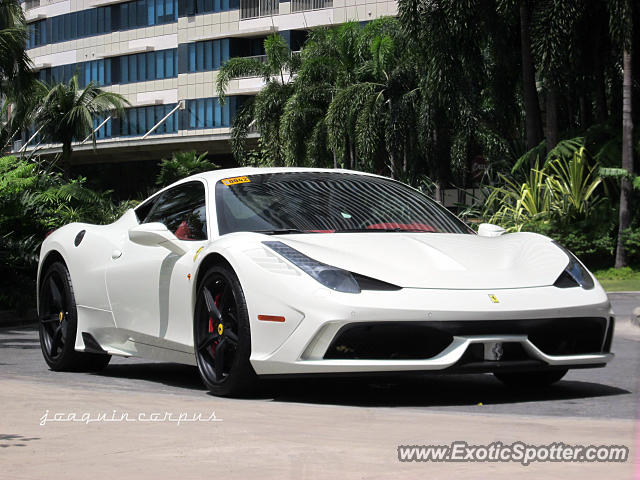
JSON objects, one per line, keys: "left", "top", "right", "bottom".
{"left": 37, "top": 167, "right": 614, "bottom": 396}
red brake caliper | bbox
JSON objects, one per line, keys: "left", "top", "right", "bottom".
{"left": 208, "top": 293, "right": 223, "bottom": 357}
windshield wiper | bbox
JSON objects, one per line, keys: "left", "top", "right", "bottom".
{"left": 334, "top": 228, "right": 433, "bottom": 233}
{"left": 252, "top": 228, "right": 309, "bottom": 235}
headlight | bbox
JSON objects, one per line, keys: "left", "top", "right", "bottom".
{"left": 553, "top": 242, "right": 594, "bottom": 290}
{"left": 263, "top": 241, "right": 361, "bottom": 293}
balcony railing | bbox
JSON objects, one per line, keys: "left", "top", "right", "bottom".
{"left": 240, "top": 0, "right": 278, "bottom": 19}
{"left": 22, "top": 0, "right": 40, "bottom": 10}
{"left": 291, "top": 0, "right": 332, "bottom": 12}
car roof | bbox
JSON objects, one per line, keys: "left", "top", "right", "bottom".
{"left": 188, "top": 166, "right": 384, "bottom": 184}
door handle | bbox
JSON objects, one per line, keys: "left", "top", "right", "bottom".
{"left": 111, "top": 249, "right": 123, "bottom": 259}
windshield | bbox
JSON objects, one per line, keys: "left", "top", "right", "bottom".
{"left": 215, "top": 172, "right": 471, "bottom": 235}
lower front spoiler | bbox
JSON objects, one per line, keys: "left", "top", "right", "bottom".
{"left": 254, "top": 335, "right": 614, "bottom": 375}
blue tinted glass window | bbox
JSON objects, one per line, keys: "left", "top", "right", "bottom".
{"left": 146, "top": 52, "right": 155, "bottom": 79}
{"left": 165, "top": 50, "right": 174, "bottom": 77}
{"left": 222, "top": 38, "right": 230, "bottom": 63}
{"left": 205, "top": 41, "right": 213, "bottom": 70}
{"left": 98, "top": 60, "right": 105, "bottom": 84}
{"left": 197, "top": 99, "right": 205, "bottom": 128}
{"left": 91, "top": 61, "right": 98, "bottom": 82}
{"left": 121, "top": 3, "right": 129, "bottom": 28}
{"left": 196, "top": 42, "right": 204, "bottom": 71}
{"left": 121, "top": 56, "right": 129, "bottom": 83}
{"left": 156, "top": 51, "right": 164, "bottom": 78}
{"left": 147, "top": 0, "right": 155, "bottom": 25}
{"left": 105, "top": 59, "right": 111, "bottom": 84}
{"left": 97, "top": 8, "right": 104, "bottom": 33}
{"left": 213, "top": 40, "right": 221, "bottom": 68}
{"left": 205, "top": 98, "right": 213, "bottom": 126}
{"left": 166, "top": 107, "right": 175, "bottom": 132}
{"left": 90, "top": 9, "right": 98, "bottom": 34}
{"left": 188, "top": 101, "right": 196, "bottom": 128}
{"left": 216, "top": 98, "right": 222, "bottom": 126}
{"left": 146, "top": 107, "right": 155, "bottom": 132}
{"left": 129, "top": 55, "right": 137, "bottom": 82}
{"left": 188, "top": 44, "right": 196, "bottom": 72}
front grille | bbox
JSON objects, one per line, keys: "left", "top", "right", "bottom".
{"left": 323, "top": 317, "right": 610, "bottom": 360}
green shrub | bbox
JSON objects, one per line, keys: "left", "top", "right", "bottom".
{"left": 0, "top": 155, "right": 125, "bottom": 312}
{"left": 156, "top": 151, "right": 218, "bottom": 186}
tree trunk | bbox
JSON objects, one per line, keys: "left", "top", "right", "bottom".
{"left": 615, "top": 49, "right": 633, "bottom": 268}
{"left": 579, "top": 95, "right": 592, "bottom": 129}
{"left": 545, "top": 85, "right": 559, "bottom": 155}
{"left": 520, "top": 1, "right": 544, "bottom": 159}
{"left": 62, "top": 141, "right": 72, "bottom": 180}
{"left": 592, "top": 27, "right": 608, "bottom": 122}
{"left": 333, "top": 150, "right": 337, "bottom": 169}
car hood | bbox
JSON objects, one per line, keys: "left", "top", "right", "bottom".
{"left": 274, "top": 232, "right": 569, "bottom": 289}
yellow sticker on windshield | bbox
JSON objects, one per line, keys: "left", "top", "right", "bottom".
{"left": 222, "top": 176, "right": 250, "bottom": 186}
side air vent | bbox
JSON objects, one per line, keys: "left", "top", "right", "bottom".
{"left": 74, "top": 230, "right": 86, "bottom": 247}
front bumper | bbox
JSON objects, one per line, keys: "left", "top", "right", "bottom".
{"left": 246, "top": 280, "right": 614, "bottom": 375}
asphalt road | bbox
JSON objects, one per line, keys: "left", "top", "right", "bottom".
{"left": 1, "top": 294, "right": 638, "bottom": 479}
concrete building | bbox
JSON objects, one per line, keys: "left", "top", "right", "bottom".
{"left": 18, "top": 0, "right": 398, "bottom": 166}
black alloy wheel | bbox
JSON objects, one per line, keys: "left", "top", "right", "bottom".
{"left": 38, "top": 261, "right": 111, "bottom": 371}
{"left": 194, "top": 265, "right": 256, "bottom": 396}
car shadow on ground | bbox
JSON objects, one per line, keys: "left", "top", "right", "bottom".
{"left": 97, "top": 363, "right": 207, "bottom": 392}
{"left": 95, "top": 362, "right": 629, "bottom": 408}
{"left": 260, "top": 374, "right": 630, "bottom": 408}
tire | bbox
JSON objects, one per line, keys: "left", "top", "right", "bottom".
{"left": 38, "top": 261, "right": 111, "bottom": 372}
{"left": 494, "top": 369, "right": 568, "bottom": 388}
{"left": 193, "top": 264, "right": 257, "bottom": 396}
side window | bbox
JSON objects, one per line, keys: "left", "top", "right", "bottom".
{"left": 134, "top": 197, "right": 157, "bottom": 223}
{"left": 145, "top": 181, "right": 208, "bottom": 241}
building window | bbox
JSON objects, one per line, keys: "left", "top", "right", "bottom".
{"left": 25, "top": 0, "right": 178, "bottom": 49}
{"left": 119, "top": 49, "right": 178, "bottom": 83}
{"left": 120, "top": 0, "right": 177, "bottom": 29}
{"left": 120, "top": 104, "right": 178, "bottom": 137}
{"left": 290, "top": 0, "right": 332, "bottom": 12}
{"left": 187, "top": 39, "right": 230, "bottom": 72}
{"left": 240, "top": 0, "right": 277, "bottom": 19}
{"left": 185, "top": 97, "right": 240, "bottom": 129}
{"left": 93, "top": 114, "right": 112, "bottom": 139}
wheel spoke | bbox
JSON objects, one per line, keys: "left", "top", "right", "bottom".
{"left": 203, "top": 341, "right": 216, "bottom": 362}
{"left": 198, "top": 333, "right": 217, "bottom": 352}
{"left": 225, "top": 329, "right": 239, "bottom": 345}
{"left": 203, "top": 287, "right": 222, "bottom": 321}
{"left": 50, "top": 325, "right": 62, "bottom": 356}
{"left": 214, "top": 338, "right": 226, "bottom": 379}
{"left": 49, "top": 278, "right": 63, "bottom": 310}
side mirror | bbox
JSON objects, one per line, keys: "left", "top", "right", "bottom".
{"left": 477, "top": 223, "right": 506, "bottom": 237}
{"left": 128, "top": 223, "right": 188, "bottom": 255}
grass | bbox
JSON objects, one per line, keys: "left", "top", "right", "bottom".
{"left": 592, "top": 267, "right": 640, "bottom": 292}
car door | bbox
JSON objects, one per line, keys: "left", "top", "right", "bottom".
{"left": 105, "top": 180, "right": 209, "bottom": 343}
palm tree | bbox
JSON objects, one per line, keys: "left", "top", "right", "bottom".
{"left": 322, "top": 19, "right": 419, "bottom": 177}
{"left": 609, "top": 0, "right": 634, "bottom": 268}
{"left": 517, "top": 1, "right": 544, "bottom": 155}
{"left": 279, "top": 22, "right": 363, "bottom": 168}
{"left": 216, "top": 34, "right": 300, "bottom": 165}
{"left": 34, "top": 75, "right": 128, "bottom": 178}
{"left": 0, "top": 0, "right": 35, "bottom": 150}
